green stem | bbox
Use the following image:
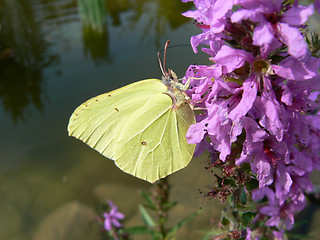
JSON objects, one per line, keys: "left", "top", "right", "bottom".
{"left": 153, "top": 177, "right": 170, "bottom": 239}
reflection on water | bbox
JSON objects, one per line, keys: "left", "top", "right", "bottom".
{"left": 128, "top": 0, "right": 193, "bottom": 47}
{"left": 0, "top": 0, "right": 194, "bottom": 123}
{"left": 78, "top": 0, "right": 194, "bottom": 65}
{"left": 79, "top": 0, "right": 106, "bottom": 31}
{"left": 79, "top": 0, "right": 111, "bottom": 65}
{"left": 0, "top": 0, "right": 59, "bottom": 122}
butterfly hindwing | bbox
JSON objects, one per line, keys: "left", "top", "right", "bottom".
{"left": 113, "top": 93, "right": 195, "bottom": 182}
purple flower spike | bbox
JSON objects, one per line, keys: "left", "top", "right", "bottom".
{"left": 103, "top": 200, "right": 125, "bottom": 231}
{"left": 182, "top": 0, "right": 320, "bottom": 236}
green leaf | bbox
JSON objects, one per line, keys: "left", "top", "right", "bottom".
{"left": 241, "top": 163, "right": 251, "bottom": 172}
{"left": 222, "top": 178, "right": 236, "bottom": 187}
{"left": 240, "top": 188, "right": 247, "bottom": 205}
{"left": 139, "top": 205, "right": 156, "bottom": 228}
{"left": 241, "top": 212, "right": 255, "bottom": 227}
{"left": 166, "top": 209, "right": 203, "bottom": 238}
{"left": 244, "top": 178, "right": 259, "bottom": 191}
{"left": 140, "top": 190, "right": 157, "bottom": 210}
{"left": 162, "top": 201, "right": 178, "bottom": 212}
{"left": 221, "top": 216, "right": 231, "bottom": 227}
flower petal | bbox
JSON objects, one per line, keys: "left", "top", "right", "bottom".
{"left": 281, "top": 4, "right": 314, "bottom": 26}
{"left": 252, "top": 187, "right": 276, "bottom": 203}
{"left": 212, "top": 45, "right": 254, "bottom": 73}
{"left": 229, "top": 75, "right": 257, "bottom": 122}
{"left": 260, "top": 93, "right": 285, "bottom": 141}
{"left": 237, "top": 0, "right": 281, "bottom": 12}
{"left": 243, "top": 117, "right": 268, "bottom": 142}
{"left": 104, "top": 218, "right": 112, "bottom": 231}
{"left": 273, "top": 56, "right": 320, "bottom": 80}
{"left": 211, "top": 0, "right": 235, "bottom": 19}
{"left": 231, "top": 8, "right": 264, "bottom": 23}
{"left": 111, "top": 219, "right": 122, "bottom": 228}
{"left": 277, "top": 164, "right": 293, "bottom": 192}
{"left": 252, "top": 22, "right": 275, "bottom": 47}
{"left": 186, "top": 119, "right": 207, "bottom": 144}
{"left": 256, "top": 159, "right": 273, "bottom": 187}
{"left": 265, "top": 216, "right": 281, "bottom": 227}
{"left": 277, "top": 22, "right": 308, "bottom": 59}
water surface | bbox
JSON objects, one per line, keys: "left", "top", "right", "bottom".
{"left": 0, "top": 0, "right": 219, "bottom": 239}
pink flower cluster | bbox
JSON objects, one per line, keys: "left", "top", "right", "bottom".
{"left": 182, "top": 0, "right": 320, "bottom": 236}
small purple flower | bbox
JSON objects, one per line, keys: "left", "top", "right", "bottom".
{"left": 260, "top": 200, "right": 303, "bottom": 230}
{"left": 182, "top": 0, "right": 237, "bottom": 53}
{"left": 231, "top": 1, "right": 314, "bottom": 59}
{"left": 103, "top": 200, "right": 125, "bottom": 231}
{"left": 252, "top": 187, "right": 304, "bottom": 230}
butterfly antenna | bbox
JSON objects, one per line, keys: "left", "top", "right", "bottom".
{"left": 158, "top": 40, "right": 171, "bottom": 78}
{"left": 158, "top": 48, "right": 165, "bottom": 77}
{"left": 163, "top": 40, "right": 170, "bottom": 76}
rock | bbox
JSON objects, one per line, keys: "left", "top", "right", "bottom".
{"left": 33, "top": 201, "right": 101, "bottom": 240}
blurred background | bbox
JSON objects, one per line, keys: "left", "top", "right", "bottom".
{"left": 0, "top": 0, "right": 320, "bottom": 239}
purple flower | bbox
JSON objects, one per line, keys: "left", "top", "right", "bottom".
{"left": 103, "top": 200, "right": 125, "bottom": 231}
{"left": 272, "top": 56, "right": 320, "bottom": 80}
{"left": 272, "top": 230, "right": 285, "bottom": 240}
{"left": 231, "top": 1, "right": 314, "bottom": 59}
{"left": 252, "top": 187, "right": 305, "bottom": 230}
{"left": 182, "top": 0, "right": 237, "bottom": 53}
{"left": 260, "top": 200, "right": 304, "bottom": 230}
{"left": 182, "top": 0, "right": 320, "bottom": 236}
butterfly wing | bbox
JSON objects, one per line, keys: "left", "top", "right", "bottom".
{"left": 68, "top": 79, "right": 196, "bottom": 183}
{"left": 68, "top": 79, "right": 166, "bottom": 160}
{"left": 113, "top": 93, "right": 196, "bottom": 183}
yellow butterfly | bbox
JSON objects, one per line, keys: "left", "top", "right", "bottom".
{"left": 68, "top": 41, "right": 196, "bottom": 183}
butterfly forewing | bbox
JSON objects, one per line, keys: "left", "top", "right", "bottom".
{"left": 68, "top": 79, "right": 166, "bottom": 159}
